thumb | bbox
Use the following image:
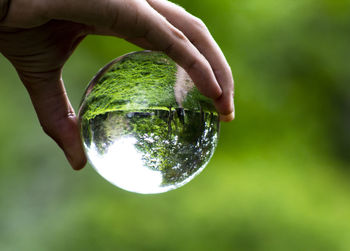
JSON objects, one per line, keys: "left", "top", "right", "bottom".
{"left": 19, "top": 70, "right": 87, "bottom": 170}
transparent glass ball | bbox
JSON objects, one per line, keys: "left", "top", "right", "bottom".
{"left": 78, "top": 51, "right": 220, "bottom": 194}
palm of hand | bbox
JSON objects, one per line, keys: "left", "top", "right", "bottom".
{"left": 0, "top": 20, "right": 86, "bottom": 83}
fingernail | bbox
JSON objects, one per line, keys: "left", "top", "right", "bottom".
{"left": 220, "top": 112, "right": 235, "bottom": 122}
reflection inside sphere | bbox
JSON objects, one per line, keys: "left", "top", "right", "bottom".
{"left": 79, "top": 51, "right": 220, "bottom": 194}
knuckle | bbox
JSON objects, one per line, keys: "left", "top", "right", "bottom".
{"left": 40, "top": 114, "right": 75, "bottom": 145}
{"left": 191, "top": 16, "right": 207, "bottom": 31}
{"left": 214, "top": 66, "right": 234, "bottom": 91}
{"left": 162, "top": 27, "right": 187, "bottom": 54}
{"left": 20, "top": 72, "right": 50, "bottom": 86}
{"left": 184, "top": 58, "right": 199, "bottom": 73}
{"left": 108, "top": 0, "right": 146, "bottom": 38}
{"left": 163, "top": 42, "right": 174, "bottom": 55}
{"left": 169, "top": 25, "right": 187, "bottom": 41}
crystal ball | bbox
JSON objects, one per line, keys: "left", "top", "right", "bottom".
{"left": 78, "top": 51, "right": 219, "bottom": 194}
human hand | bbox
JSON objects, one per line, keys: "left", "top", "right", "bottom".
{"left": 0, "top": 0, "right": 234, "bottom": 170}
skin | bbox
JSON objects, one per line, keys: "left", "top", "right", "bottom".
{"left": 0, "top": 0, "right": 234, "bottom": 170}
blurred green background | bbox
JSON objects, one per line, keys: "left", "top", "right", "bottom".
{"left": 1, "top": 0, "right": 350, "bottom": 250}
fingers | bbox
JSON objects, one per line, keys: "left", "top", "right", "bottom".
{"left": 47, "top": 0, "right": 233, "bottom": 119}
{"left": 140, "top": 5, "right": 223, "bottom": 100}
{"left": 19, "top": 70, "right": 87, "bottom": 170}
{"left": 93, "top": 0, "right": 232, "bottom": 119}
{"left": 83, "top": 0, "right": 223, "bottom": 100}
{"left": 145, "top": 0, "right": 234, "bottom": 120}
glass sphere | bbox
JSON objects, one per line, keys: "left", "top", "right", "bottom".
{"left": 78, "top": 51, "right": 219, "bottom": 194}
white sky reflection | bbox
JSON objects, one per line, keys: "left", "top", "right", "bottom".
{"left": 87, "top": 136, "right": 167, "bottom": 194}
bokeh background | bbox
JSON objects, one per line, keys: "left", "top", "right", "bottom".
{"left": 1, "top": 0, "right": 350, "bottom": 250}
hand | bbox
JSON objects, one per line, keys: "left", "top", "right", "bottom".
{"left": 0, "top": 0, "right": 234, "bottom": 170}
